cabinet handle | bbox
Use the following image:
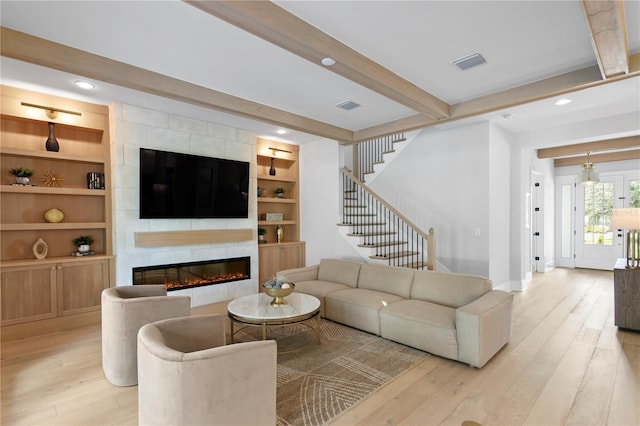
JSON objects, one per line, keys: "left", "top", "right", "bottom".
{"left": 57, "top": 266, "right": 62, "bottom": 270}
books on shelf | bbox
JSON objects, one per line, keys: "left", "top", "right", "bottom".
{"left": 87, "top": 172, "right": 105, "bottom": 190}
{"left": 71, "top": 251, "right": 95, "bottom": 257}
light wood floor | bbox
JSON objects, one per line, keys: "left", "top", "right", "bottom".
{"left": 1, "top": 268, "right": 638, "bottom": 425}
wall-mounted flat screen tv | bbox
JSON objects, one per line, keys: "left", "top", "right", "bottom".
{"left": 139, "top": 148, "right": 249, "bottom": 219}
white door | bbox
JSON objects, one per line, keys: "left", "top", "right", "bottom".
{"left": 532, "top": 174, "right": 545, "bottom": 272}
{"left": 574, "top": 175, "right": 624, "bottom": 270}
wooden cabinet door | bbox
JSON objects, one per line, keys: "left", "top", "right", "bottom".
{"left": 1, "top": 263, "right": 57, "bottom": 326}
{"left": 58, "top": 259, "right": 109, "bottom": 315}
{"left": 278, "top": 244, "right": 304, "bottom": 271}
{"left": 258, "top": 246, "right": 280, "bottom": 287}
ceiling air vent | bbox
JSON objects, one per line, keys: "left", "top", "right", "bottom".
{"left": 336, "top": 100, "right": 361, "bottom": 111}
{"left": 452, "top": 52, "right": 486, "bottom": 70}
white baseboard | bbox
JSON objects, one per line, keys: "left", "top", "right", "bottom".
{"left": 493, "top": 281, "right": 513, "bottom": 292}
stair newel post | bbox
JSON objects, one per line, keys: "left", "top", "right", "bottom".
{"left": 352, "top": 143, "right": 359, "bottom": 183}
{"left": 428, "top": 228, "right": 435, "bottom": 271}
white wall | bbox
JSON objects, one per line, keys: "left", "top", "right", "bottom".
{"left": 299, "top": 138, "right": 360, "bottom": 265}
{"left": 488, "top": 124, "right": 512, "bottom": 288}
{"left": 368, "top": 123, "right": 491, "bottom": 276}
{"left": 299, "top": 122, "right": 503, "bottom": 278}
{"left": 110, "top": 102, "right": 258, "bottom": 307}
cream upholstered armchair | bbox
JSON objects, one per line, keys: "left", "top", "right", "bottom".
{"left": 101, "top": 285, "right": 191, "bottom": 386}
{"left": 137, "top": 314, "right": 277, "bottom": 426}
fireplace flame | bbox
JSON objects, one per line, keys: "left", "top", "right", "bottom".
{"left": 164, "top": 272, "right": 249, "bottom": 290}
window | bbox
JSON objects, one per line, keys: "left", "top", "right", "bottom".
{"left": 583, "top": 182, "right": 613, "bottom": 246}
{"left": 560, "top": 184, "right": 572, "bottom": 258}
{"left": 630, "top": 179, "right": 640, "bottom": 207}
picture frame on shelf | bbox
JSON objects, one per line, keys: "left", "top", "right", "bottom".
{"left": 265, "top": 213, "right": 283, "bottom": 221}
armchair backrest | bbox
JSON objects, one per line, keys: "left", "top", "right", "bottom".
{"left": 140, "top": 314, "right": 226, "bottom": 356}
{"left": 101, "top": 285, "right": 191, "bottom": 387}
{"left": 137, "top": 314, "right": 277, "bottom": 425}
{"left": 106, "top": 284, "right": 167, "bottom": 299}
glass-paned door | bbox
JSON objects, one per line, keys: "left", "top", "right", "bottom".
{"left": 630, "top": 179, "right": 640, "bottom": 207}
{"left": 575, "top": 175, "right": 623, "bottom": 270}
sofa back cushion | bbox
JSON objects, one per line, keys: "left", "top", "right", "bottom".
{"left": 411, "top": 270, "right": 492, "bottom": 308}
{"left": 317, "top": 259, "right": 362, "bottom": 288}
{"left": 357, "top": 264, "right": 414, "bottom": 299}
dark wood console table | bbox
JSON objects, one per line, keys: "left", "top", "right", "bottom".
{"left": 613, "top": 258, "right": 640, "bottom": 331}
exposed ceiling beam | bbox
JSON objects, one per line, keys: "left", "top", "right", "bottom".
{"left": 2, "top": 23, "right": 638, "bottom": 146}
{"left": 184, "top": 0, "right": 450, "bottom": 121}
{"left": 353, "top": 57, "right": 640, "bottom": 143}
{"left": 538, "top": 135, "right": 640, "bottom": 159}
{"left": 580, "top": 0, "right": 629, "bottom": 79}
{"left": 0, "top": 27, "right": 353, "bottom": 143}
{"left": 554, "top": 149, "right": 640, "bottom": 167}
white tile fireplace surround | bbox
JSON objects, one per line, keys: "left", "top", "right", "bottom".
{"left": 110, "top": 102, "right": 259, "bottom": 307}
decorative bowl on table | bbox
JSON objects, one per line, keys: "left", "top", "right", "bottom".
{"left": 263, "top": 279, "right": 295, "bottom": 306}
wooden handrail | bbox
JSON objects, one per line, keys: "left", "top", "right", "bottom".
{"left": 341, "top": 167, "right": 435, "bottom": 270}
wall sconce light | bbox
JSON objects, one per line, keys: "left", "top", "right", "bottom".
{"left": 577, "top": 151, "right": 600, "bottom": 186}
{"left": 610, "top": 207, "right": 640, "bottom": 269}
{"left": 268, "top": 147, "right": 292, "bottom": 156}
{"left": 21, "top": 102, "right": 82, "bottom": 120}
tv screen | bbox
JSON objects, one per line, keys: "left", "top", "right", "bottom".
{"left": 139, "top": 148, "right": 249, "bottom": 219}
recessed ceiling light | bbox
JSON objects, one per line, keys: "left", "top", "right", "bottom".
{"left": 321, "top": 57, "right": 336, "bottom": 66}
{"left": 276, "top": 129, "right": 287, "bottom": 135}
{"left": 555, "top": 98, "right": 572, "bottom": 106}
{"left": 74, "top": 80, "right": 95, "bottom": 90}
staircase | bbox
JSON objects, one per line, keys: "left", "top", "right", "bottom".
{"left": 338, "top": 165, "right": 435, "bottom": 271}
{"left": 354, "top": 132, "right": 411, "bottom": 183}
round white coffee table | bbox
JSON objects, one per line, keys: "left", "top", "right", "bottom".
{"left": 227, "top": 292, "right": 321, "bottom": 346}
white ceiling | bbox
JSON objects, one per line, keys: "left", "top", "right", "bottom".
{"left": 1, "top": 0, "right": 639, "bottom": 146}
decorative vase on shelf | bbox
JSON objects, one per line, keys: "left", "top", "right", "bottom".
{"left": 44, "top": 208, "right": 64, "bottom": 223}
{"left": 276, "top": 225, "right": 283, "bottom": 243}
{"left": 32, "top": 238, "right": 48, "bottom": 259}
{"left": 45, "top": 122, "right": 60, "bottom": 152}
{"left": 16, "top": 176, "right": 30, "bottom": 185}
{"left": 269, "top": 157, "right": 276, "bottom": 176}
{"left": 78, "top": 244, "right": 90, "bottom": 253}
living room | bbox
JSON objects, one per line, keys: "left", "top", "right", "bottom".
{"left": 2, "top": 1, "right": 640, "bottom": 425}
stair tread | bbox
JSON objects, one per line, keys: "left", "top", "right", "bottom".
{"left": 400, "top": 261, "right": 430, "bottom": 270}
{"left": 344, "top": 213, "right": 377, "bottom": 217}
{"left": 358, "top": 241, "right": 407, "bottom": 248}
{"left": 347, "top": 231, "right": 396, "bottom": 237}
{"left": 369, "top": 251, "right": 420, "bottom": 260}
{"left": 337, "top": 222, "right": 386, "bottom": 226}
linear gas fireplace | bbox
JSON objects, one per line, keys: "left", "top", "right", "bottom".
{"left": 133, "top": 257, "right": 250, "bottom": 291}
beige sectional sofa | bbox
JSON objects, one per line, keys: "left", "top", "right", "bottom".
{"left": 277, "top": 259, "right": 513, "bottom": 368}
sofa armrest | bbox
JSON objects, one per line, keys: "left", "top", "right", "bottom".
{"left": 276, "top": 265, "right": 319, "bottom": 283}
{"left": 456, "top": 290, "right": 513, "bottom": 368}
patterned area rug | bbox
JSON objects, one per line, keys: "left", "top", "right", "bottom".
{"left": 233, "top": 318, "right": 430, "bottom": 426}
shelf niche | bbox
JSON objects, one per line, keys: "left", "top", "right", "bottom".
{"left": 256, "top": 138, "right": 305, "bottom": 288}
{"left": 0, "top": 85, "right": 114, "bottom": 334}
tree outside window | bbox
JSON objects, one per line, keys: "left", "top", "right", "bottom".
{"left": 583, "top": 182, "right": 613, "bottom": 245}
{"left": 630, "top": 179, "right": 640, "bottom": 208}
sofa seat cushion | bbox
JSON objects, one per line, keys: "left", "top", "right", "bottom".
{"left": 292, "top": 280, "right": 351, "bottom": 317}
{"left": 325, "top": 288, "right": 405, "bottom": 335}
{"left": 379, "top": 300, "right": 458, "bottom": 361}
